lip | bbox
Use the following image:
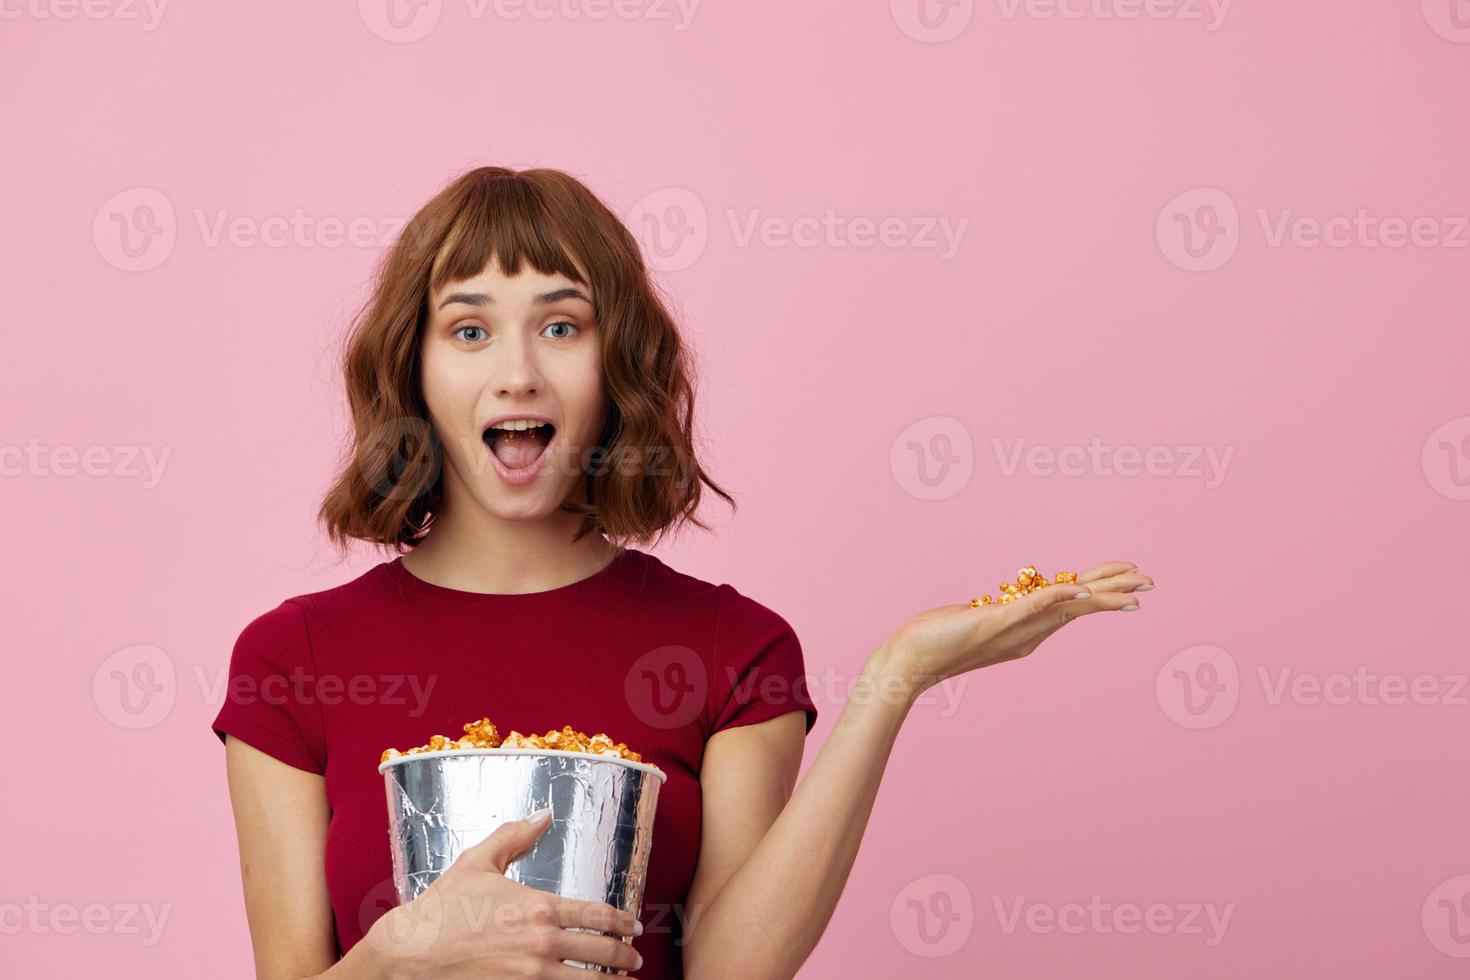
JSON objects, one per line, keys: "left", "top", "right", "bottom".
{"left": 482, "top": 417, "right": 557, "bottom": 488}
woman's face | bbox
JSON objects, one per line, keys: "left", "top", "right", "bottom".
{"left": 420, "top": 254, "right": 606, "bottom": 522}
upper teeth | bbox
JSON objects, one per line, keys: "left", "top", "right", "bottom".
{"left": 490, "top": 419, "right": 550, "bottom": 431}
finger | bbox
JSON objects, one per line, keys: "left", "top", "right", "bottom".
{"left": 1056, "top": 592, "right": 1142, "bottom": 622}
{"left": 1014, "top": 581, "right": 1095, "bottom": 618}
{"left": 1072, "top": 571, "right": 1154, "bottom": 595}
{"left": 555, "top": 897, "right": 642, "bottom": 938}
{"left": 555, "top": 928, "right": 643, "bottom": 973}
{"left": 457, "top": 808, "right": 554, "bottom": 874}
{"left": 1018, "top": 591, "right": 1141, "bottom": 640}
{"left": 544, "top": 961, "right": 630, "bottom": 979}
{"left": 1077, "top": 561, "right": 1138, "bottom": 584}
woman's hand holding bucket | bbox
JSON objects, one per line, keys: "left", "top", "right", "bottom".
{"left": 365, "top": 808, "right": 645, "bottom": 977}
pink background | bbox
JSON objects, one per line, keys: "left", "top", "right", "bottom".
{"left": 3, "top": 1, "right": 1468, "bottom": 976}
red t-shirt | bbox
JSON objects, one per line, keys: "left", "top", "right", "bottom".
{"left": 211, "top": 547, "right": 817, "bottom": 979}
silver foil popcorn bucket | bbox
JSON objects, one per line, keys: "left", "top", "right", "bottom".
{"left": 379, "top": 748, "right": 666, "bottom": 973}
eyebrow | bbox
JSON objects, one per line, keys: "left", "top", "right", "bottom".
{"left": 436, "top": 287, "right": 592, "bottom": 311}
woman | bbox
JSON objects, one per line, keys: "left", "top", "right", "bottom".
{"left": 212, "top": 166, "right": 1152, "bottom": 979}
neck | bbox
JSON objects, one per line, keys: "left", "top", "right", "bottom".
{"left": 400, "top": 493, "right": 620, "bottom": 595}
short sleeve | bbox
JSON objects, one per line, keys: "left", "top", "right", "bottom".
{"left": 709, "top": 585, "right": 818, "bottom": 736}
{"left": 210, "top": 599, "right": 327, "bottom": 775}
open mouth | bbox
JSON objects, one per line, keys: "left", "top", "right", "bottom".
{"left": 482, "top": 419, "right": 557, "bottom": 471}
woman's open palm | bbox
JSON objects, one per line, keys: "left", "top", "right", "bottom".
{"left": 885, "top": 561, "right": 1154, "bottom": 692}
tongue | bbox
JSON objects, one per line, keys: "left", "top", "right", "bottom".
{"left": 490, "top": 427, "right": 552, "bottom": 469}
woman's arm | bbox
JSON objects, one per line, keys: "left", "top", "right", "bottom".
{"left": 223, "top": 736, "right": 387, "bottom": 980}
{"left": 679, "top": 646, "right": 913, "bottom": 980}
{"left": 680, "top": 561, "right": 1152, "bottom": 979}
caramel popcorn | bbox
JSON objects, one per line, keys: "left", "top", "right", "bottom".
{"left": 380, "top": 717, "right": 656, "bottom": 770}
{"left": 969, "top": 566, "right": 1081, "bottom": 607}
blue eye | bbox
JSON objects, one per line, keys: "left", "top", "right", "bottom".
{"left": 454, "top": 325, "right": 487, "bottom": 343}
{"left": 543, "top": 320, "right": 579, "bottom": 340}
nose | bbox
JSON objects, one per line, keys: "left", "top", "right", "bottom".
{"left": 487, "top": 332, "right": 544, "bottom": 399}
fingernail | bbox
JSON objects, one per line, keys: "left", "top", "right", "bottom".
{"left": 526, "top": 806, "right": 553, "bottom": 824}
{"left": 634, "top": 953, "right": 644, "bottom": 969}
{"left": 1073, "top": 591, "right": 1091, "bottom": 600}
{"left": 1135, "top": 584, "right": 1154, "bottom": 592}
{"left": 633, "top": 920, "right": 644, "bottom": 936}
{"left": 1120, "top": 604, "right": 1139, "bottom": 611}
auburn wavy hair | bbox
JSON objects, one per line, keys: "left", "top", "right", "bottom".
{"left": 319, "top": 166, "right": 733, "bottom": 551}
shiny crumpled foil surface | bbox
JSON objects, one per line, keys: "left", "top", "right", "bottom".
{"left": 381, "top": 749, "right": 664, "bottom": 973}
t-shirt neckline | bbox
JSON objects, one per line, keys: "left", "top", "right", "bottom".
{"left": 386, "top": 547, "right": 639, "bottom": 604}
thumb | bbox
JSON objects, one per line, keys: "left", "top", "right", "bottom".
{"left": 459, "top": 807, "right": 554, "bottom": 874}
